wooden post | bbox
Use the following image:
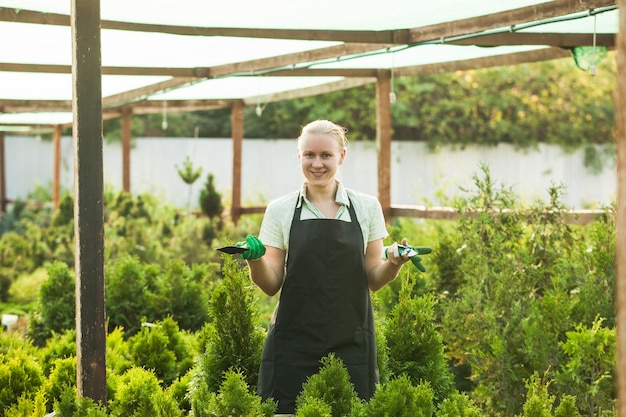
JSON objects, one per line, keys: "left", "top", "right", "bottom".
{"left": 376, "top": 70, "right": 392, "bottom": 223}
{"left": 71, "top": 0, "right": 107, "bottom": 405}
{"left": 53, "top": 125, "right": 62, "bottom": 208}
{"left": 121, "top": 107, "right": 132, "bottom": 193}
{"left": 231, "top": 100, "right": 244, "bottom": 224}
{"left": 0, "top": 131, "right": 5, "bottom": 214}
{"left": 616, "top": 1, "right": 626, "bottom": 415}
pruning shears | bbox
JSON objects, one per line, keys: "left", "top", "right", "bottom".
{"left": 382, "top": 244, "right": 432, "bottom": 272}
{"left": 215, "top": 245, "right": 247, "bottom": 255}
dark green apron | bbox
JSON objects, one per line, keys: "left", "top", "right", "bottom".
{"left": 257, "top": 196, "right": 379, "bottom": 414}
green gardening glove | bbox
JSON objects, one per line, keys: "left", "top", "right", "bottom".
{"left": 235, "top": 234, "right": 266, "bottom": 261}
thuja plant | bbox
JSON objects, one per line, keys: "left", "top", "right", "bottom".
{"left": 28, "top": 261, "right": 76, "bottom": 347}
{"left": 189, "top": 254, "right": 265, "bottom": 410}
{"left": 353, "top": 375, "right": 435, "bottom": 417}
{"left": 199, "top": 172, "right": 224, "bottom": 222}
{"left": 108, "top": 367, "right": 182, "bottom": 417}
{"left": 197, "top": 369, "right": 276, "bottom": 417}
{"left": 435, "top": 392, "right": 483, "bottom": 417}
{"left": 555, "top": 317, "right": 616, "bottom": 416}
{"left": 176, "top": 155, "right": 203, "bottom": 216}
{"left": 295, "top": 353, "right": 360, "bottom": 417}
{"left": 127, "top": 316, "right": 194, "bottom": 387}
{"left": 517, "top": 372, "right": 582, "bottom": 417}
{"left": 383, "top": 274, "right": 455, "bottom": 405}
{"left": 435, "top": 164, "right": 616, "bottom": 415}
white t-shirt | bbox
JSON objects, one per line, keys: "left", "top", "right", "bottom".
{"left": 259, "top": 181, "right": 389, "bottom": 254}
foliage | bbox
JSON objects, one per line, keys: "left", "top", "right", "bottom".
{"left": 384, "top": 279, "right": 455, "bottom": 405}
{"left": 127, "top": 317, "right": 193, "bottom": 387}
{"left": 106, "top": 256, "right": 213, "bottom": 337}
{"left": 54, "top": 389, "right": 108, "bottom": 417}
{"left": 352, "top": 375, "right": 435, "bottom": 417}
{"left": 108, "top": 367, "right": 182, "bottom": 417}
{"left": 295, "top": 353, "right": 359, "bottom": 417}
{"left": 28, "top": 262, "right": 75, "bottom": 346}
{"left": 41, "top": 357, "right": 77, "bottom": 412}
{"left": 517, "top": 372, "right": 583, "bottom": 417}
{"left": 199, "top": 172, "right": 224, "bottom": 222}
{"left": 435, "top": 392, "right": 483, "bottom": 417}
{"left": 193, "top": 369, "right": 276, "bottom": 417}
{"left": 38, "top": 329, "right": 76, "bottom": 376}
{"left": 176, "top": 155, "right": 203, "bottom": 214}
{"left": 436, "top": 165, "right": 616, "bottom": 416}
{"left": 189, "top": 255, "right": 265, "bottom": 403}
{"left": 4, "top": 390, "right": 47, "bottom": 417}
{"left": 0, "top": 169, "right": 620, "bottom": 417}
{"left": 555, "top": 318, "right": 616, "bottom": 416}
{"left": 0, "top": 347, "right": 44, "bottom": 415}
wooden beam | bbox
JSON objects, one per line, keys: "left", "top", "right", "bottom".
{"left": 71, "top": 0, "right": 107, "bottom": 405}
{"left": 0, "top": 2, "right": 615, "bottom": 45}
{"left": 121, "top": 107, "right": 132, "bottom": 193}
{"left": 407, "top": 0, "right": 617, "bottom": 43}
{"left": 231, "top": 101, "right": 244, "bottom": 224}
{"left": 0, "top": 7, "right": 410, "bottom": 44}
{"left": 52, "top": 125, "right": 62, "bottom": 208}
{"left": 395, "top": 47, "right": 572, "bottom": 77}
{"left": 102, "top": 76, "right": 201, "bottom": 108}
{"left": 242, "top": 77, "right": 375, "bottom": 105}
{"left": 376, "top": 70, "right": 392, "bottom": 223}
{"left": 615, "top": 0, "right": 626, "bottom": 415}
{"left": 449, "top": 32, "right": 616, "bottom": 47}
{"left": 0, "top": 130, "right": 5, "bottom": 213}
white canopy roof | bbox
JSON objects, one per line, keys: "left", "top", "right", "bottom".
{"left": 0, "top": 0, "right": 619, "bottom": 128}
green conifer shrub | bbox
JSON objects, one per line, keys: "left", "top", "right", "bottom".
{"left": 128, "top": 317, "right": 192, "bottom": 386}
{"left": 384, "top": 278, "right": 454, "bottom": 405}
{"left": 28, "top": 261, "right": 75, "bottom": 346}
{"left": 354, "top": 374, "right": 434, "bottom": 417}
{"left": 295, "top": 397, "right": 332, "bottom": 417}
{"left": 41, "top": 356, "right": 76, "bottom": 412}
{"left": 195, "top": 369, "right": 276, "bottom": 417}
{"left": 106, "top": 255, "right": 156, "bottom": 336}
{"left": 38, "top": 329, "right": 76, "bottom": 376}
{"left": 0, "top": 347, "right": 44, "bottom": 415}
{"left": 199, "top": 172, "right": 224, "bottom": 223}
{"left": 54, "top": 388, "right": 108, "bottom": 417}
{"left": 156, "top": 260, "right": 211, "bottom": 332}
{"left": 4, "top": 390, "right": 47, "bottom": 417}
{"left": 189, "top": 255, "right": 265, "bottom": 403}
{"left": 108, "top": 367, "right": 182, "bottom": 417}
{"left": 295, "top": 353, "right": 359, "bottom": 417}
{"left": 555, "top": 317, "right": 616, "bottom": 416}
{"left": 435, "top": 391, "right": 482, "bottom": 417}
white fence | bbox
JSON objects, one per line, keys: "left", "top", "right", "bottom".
{"left": 5, "top": 135, "right": 616, "bottom": 211}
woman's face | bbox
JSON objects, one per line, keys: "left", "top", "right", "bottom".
{"left": 298, "top": 133, "right": 346, "bottom": 189}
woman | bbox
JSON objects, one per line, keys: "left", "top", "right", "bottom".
{"left": 240, "top": 119, "right": 416, "bottom": 415}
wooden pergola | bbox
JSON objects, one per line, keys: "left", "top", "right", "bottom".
{"left": 0, "top": 0, "right": 624, "bottom": 413}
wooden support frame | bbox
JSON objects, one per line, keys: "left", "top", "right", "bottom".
{"left": 231, "top": 100, "right": 244, "bottom": 224}
{"left": 71, "top": 0, "right": 107, "bottom": 405}
{"left": 121, "top": 107, "right": 132, "bottom": 193}
{"left": 0, "top": 131, "right": 5, "bottom": 214}
{"left": 615, "top": 0, "right": 625, "bottom": 415}
{"left": 52, "top": 125, "right": 62, "bottom": 208}
{"left": 376, "top": 70, "right": 392, "bottom": 222}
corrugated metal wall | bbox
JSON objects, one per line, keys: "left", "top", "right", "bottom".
{"left": 5, "top": 135, "right": 616, "bottom": 210}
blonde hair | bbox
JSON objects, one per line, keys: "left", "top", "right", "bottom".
{"left": 297, "top": 120, "right": 349, "bottom": 152}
